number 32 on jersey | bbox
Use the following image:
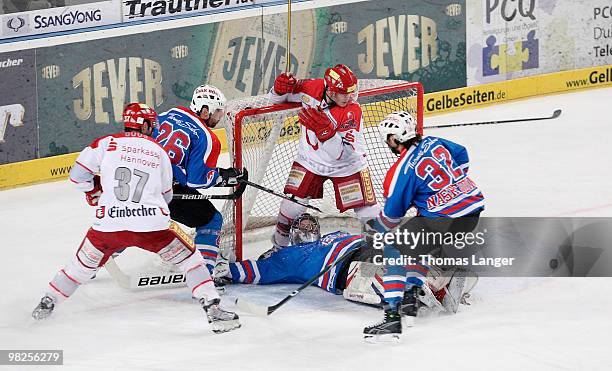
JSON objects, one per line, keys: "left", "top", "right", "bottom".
{"left": 416, "top": 145, "right": 464, "bottom": 191}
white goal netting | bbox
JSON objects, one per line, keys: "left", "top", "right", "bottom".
{"left": 218, "top": 80, "right": 423, "bottom": 260}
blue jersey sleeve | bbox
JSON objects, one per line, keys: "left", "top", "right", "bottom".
{"left": 185, "top": 138, "right": 219, "bottom": 189}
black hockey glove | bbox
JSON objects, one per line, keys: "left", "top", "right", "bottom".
{"left": 216, "top": 167, "right": 244, "bottom": 187}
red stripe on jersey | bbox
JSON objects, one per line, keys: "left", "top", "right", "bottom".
{"left": 243, "top": 261, "right": 255, "bottom": 284}
{"left": 75, "top": 161, "right": 94, "bottom": 174}
{"left": 440, "top": 194, "right": 484, "bottom": 215}
{"left": 321, "top": 236, "right": 360, "bottom": 289}
{"left": 405, "top": 264, "right": 429, "bottom": 275}
{"left": 383, "top": 283, "right": 405, "bottom": 291}
{"left": 383, "top": 147, "right": 409, "bottom": 198}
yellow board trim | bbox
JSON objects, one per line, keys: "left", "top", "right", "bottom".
{"left": 2, "top": 64, "right": 612, "bottom": 190}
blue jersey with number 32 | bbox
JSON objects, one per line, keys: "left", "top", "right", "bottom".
{"left": 153, "top": 106, "right": 221, "bottom": 188}
{"left": 383, "top": 136, "right": 484, "bottom": 218}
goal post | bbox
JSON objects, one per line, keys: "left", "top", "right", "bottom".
{"left": 221, "top": 81, "right": 423, "bottom": 261}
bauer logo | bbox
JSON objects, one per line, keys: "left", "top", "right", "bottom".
{"left": 138, "top": 274, "right": 186, "bottom": 287}
{"left": 41, "top": 65, "right": 60, "bottom": 79}
{"left": 170, "top": 45, "right": 189, "bottom": 59}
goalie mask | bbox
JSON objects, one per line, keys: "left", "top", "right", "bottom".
{"left": 378, "top": 111, "right": 417, "bottom": 155}
{"left": 289, "top": 213, "right": 321, "bottom": 245}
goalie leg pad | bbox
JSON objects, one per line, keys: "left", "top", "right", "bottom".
{"left": 427, "top": 265, "right": 454, "bottom": 292}
{"left": 343, "top": 261, "right": 385, "bottom": 305}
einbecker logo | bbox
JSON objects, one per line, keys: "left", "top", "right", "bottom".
{"left": 0, "top": 58, "right": 23, "bottom": 69}
{"left": 96, "top": 206, "right": 106, "bottom": 219}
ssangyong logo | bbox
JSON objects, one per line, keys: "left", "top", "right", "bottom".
{"left": 7, "top": 16, "right": 26, "bottom": 32}
{"left": 34, "top": 9, "right": 102, "bottom": 29}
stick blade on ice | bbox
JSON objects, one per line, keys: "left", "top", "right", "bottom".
{"left": 235, "top": 298, "right": 270, "bottom": 317}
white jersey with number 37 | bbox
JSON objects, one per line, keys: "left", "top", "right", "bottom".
{"left": 69, "top": 132, "right": 174, "bottom": 232}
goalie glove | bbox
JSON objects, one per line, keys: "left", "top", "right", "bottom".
{"left": 298, "top": 106, "right": 336, "bottom": 142}
{"left": 85, "top": 175, "right": 102, "bottom": 206}
{"left": 273, "top": 72, "right": 298, "bottom": 95}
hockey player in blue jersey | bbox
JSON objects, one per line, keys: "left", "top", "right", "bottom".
{"left": 226, "top": 214, "right": 365, "bottom": 294}
{"left": 154, "top": 85, "right": 245, "bottom": 274}
{"left": 362, "top": 111, "right": 484, "bottom": 343}
{"left": 216, "top": 213, "right": 474, "bottom": 312}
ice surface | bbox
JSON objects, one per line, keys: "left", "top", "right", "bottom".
{"left": 1, "top": 88, "right": 612, "bottom": 370}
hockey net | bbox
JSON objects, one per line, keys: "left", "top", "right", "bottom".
{"left": 219, "top": 81, "right": 423, "bottom": 260}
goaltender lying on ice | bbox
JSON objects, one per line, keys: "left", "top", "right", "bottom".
{"left": 214, "top": 218, "right": 477, "bottom": 315}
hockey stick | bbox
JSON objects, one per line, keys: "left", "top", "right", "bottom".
{"left": 427, "top": 109, "right": 561, "bottom": 130}
{"left": 238, "top": 178, "right": 323, "bottom": 213}
{"left": 235, "top": 248, "right": 357, "bottom": 316}
{"left": 172, "top": 170, "right": 248, "bottom": 200}
{"left": 286, "top": 0, "right": 292, "bottom": 73}
{"left": 172, "top": 192, "right": 239, "bottom": 200}
{"left": 104, "top": 256, "right": 187, "bottom": 290}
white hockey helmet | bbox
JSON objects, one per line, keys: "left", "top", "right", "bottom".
{"left": 378, "top": 111, "right": 417, "bottom": 144}
{"left": 190, "top": 84, "right": 227, "bottom": 115}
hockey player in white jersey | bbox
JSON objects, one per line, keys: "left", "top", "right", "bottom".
{"left": 262, "top": 65, "right": 380, "bottom": 257}
{"left": 31, "top": 103, "right": 240, "bottom": 334}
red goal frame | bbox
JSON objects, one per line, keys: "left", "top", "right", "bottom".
{"left": 231, "top": 82, "right": 423, "bottom": 260}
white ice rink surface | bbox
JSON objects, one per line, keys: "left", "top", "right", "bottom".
{"left": 2, "top": 88, "right": 612, "bottom": 370}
